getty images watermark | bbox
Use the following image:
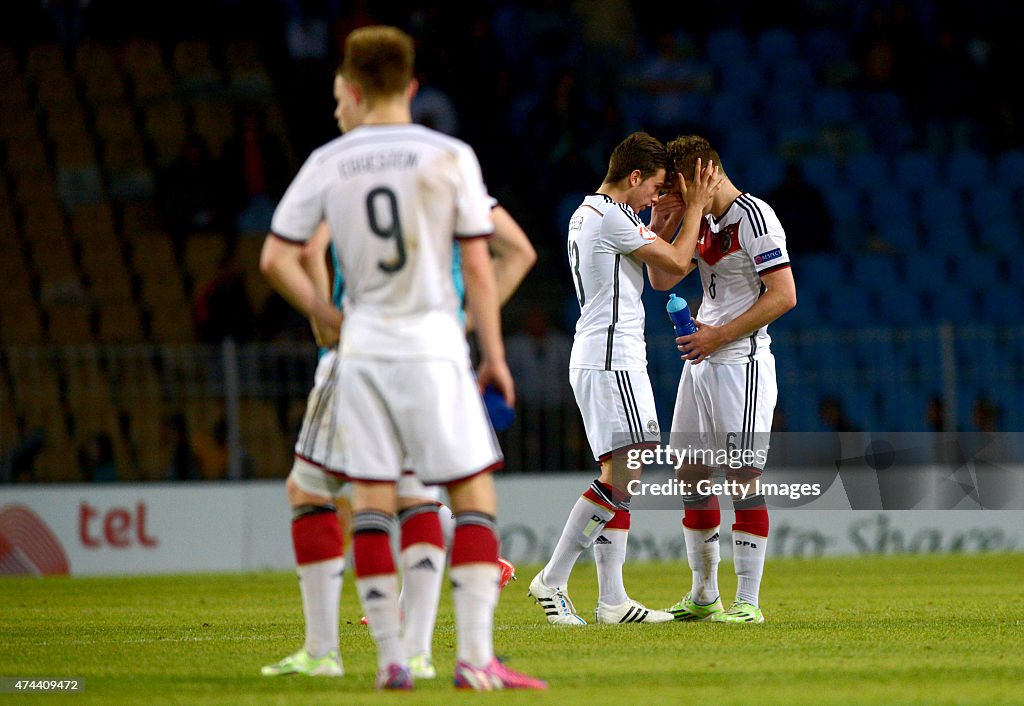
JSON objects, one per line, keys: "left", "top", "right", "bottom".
{"left": 625, "top": 445, "right": 822, "bottom": 501}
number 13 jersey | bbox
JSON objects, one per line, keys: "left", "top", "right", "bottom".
{"left": 271, "top": 124, "right": 494, "bottom": 360}
{"left": 567, "top": 194, "right": 658, "bottom": 371}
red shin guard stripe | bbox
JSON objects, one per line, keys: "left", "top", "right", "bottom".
{"left": 605, "top": 508, "right": 631, "bottom": 530}
{"left": 683, "top": 494, "right": 721, "bottom": 530}
{"left": 400, "top": 510, "right": 444, "bottom": 550}
{"left": 352, "top": 531, "right": 395, "bottom": 577}
{"left": 450, "top": 524, "right": 498, "bottom": 566}
{"left": 291, "top": 512, "right": 344, "bottom": 565}
{"left": 733, "top": 505, "right": 770, "bottom": 538}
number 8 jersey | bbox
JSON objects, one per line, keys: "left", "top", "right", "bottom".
{"left": 567, "top": 194, "right": 659, "bottom": 371}
{"left": 271, "top": 123, "right": 494, "bottom": 360}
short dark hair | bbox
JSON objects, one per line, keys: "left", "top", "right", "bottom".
{"left": 339, "top": 26, "right": 415, "bottom": 99}
{"left": 666, "top": 135, "right": 727, "bottom": 180}
{"left": 604, "top": 132, "right": 667, "bottom": 184}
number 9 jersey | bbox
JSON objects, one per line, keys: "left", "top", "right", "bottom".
{"left": 270, "top": 124, "right": 494, "bottom": 361}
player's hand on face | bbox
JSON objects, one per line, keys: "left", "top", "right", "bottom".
{"left": 476, "top": 358, "right": 516, "bottom": 408}
{"left": 680, "top": 158, "right": 725, "bottom": 215}
{"left": 650, "top": 188, "right": 684, "bottom": 233}
{"left": 675, "top": 319, "right": 725, "bottom": 364}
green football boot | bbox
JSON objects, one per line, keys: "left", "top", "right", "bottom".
{"left": 667, "top": 592, "right": 724, "bottom": 621}
{"left": 261, "top": 648, "right": 343, "bottom": 676}
{"left": 709, "top": 600, "right": 765, "bottom": 624}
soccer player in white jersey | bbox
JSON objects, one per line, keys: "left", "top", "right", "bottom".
{"left": 529, "top": 132, "right": 723, "bottom": 625}
{"left": 259, "top": 26, "right": 545, "bottom": 691}
{"left": 260, "top": 201, "right": 533, "bottom": 681}
{"left": 648, "top": 135, "right": 797, "bottom": 625}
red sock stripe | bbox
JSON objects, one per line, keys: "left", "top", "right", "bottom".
{"left": 400, "top": 510, "right": 444, "bottom": 550}
{"left": 582, "top": 487, "right": 616, "bottom": 513}
{"left": 352, "top": 531, "right": 395, "bottom": 578}
{"left": 450, "top": 524, "right": 498, "bottom": 566}
{"left": 683, "top": 494, "right": 721, "bottom": 531}
{"left": 291, "top": 512, "right": 343, "bottom": 565}
{"left": 733, "top": 505, "right": 770, "bottom": 538}
{"left": 605, "top": 508, "right": 631, "bottom": 530}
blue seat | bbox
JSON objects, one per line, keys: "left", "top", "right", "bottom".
{"left": 945, "top": 150, "right": 991, "bottom": 191}
{"left": 974, "top": 221, "right": 1021, "bottom": 256}
{"left": 849, "top": 254, "right": 899, "bottom": 288}
{"left": 876, "top": 285, "right": 925, "bottom": 325}
{"left": 708, "top": 93, "right": 753, "bottom": 127}
{"left": 797, "top": 253, "right": 847, "bottom": 288}
{"left": 812, "top": 90, "right": 854, "bottom": 125}
{"left": 903, "top": 253, "right": 951, "bottom": 290}
{"left": 803, "top": 28, "right": 849, "bottom": 67}
{"left": 996, "top": 150, "right": 1024, "bottom": 188}
{"left": 865, "top": 186, "right": 912, "bottom": 224}
{"left": 895, "top": 151, "right": 940, "bottom": 192}
{"left": 744, "top": 153, "right": 784, "bottom": 195}
{"left": 798, "top": 155, "right": 841, "bottom": 190}
{"left": 769, "top": 59, "right": 816, "bottom": 96}
{"left": 918, "top": 214, "right": 968, "bottom": 254}
{"left": 920, "top": 187, "right": 967, "bottom": 226}
{"left": 706, "top": 28, "right": 750, "bottom": 67}
{"left": 873, "top": 216, "right": 919, "bottom": 253}
{"left": 756, "top": 28, "right": 799, "bottom": 62}
{"left": 819, "top": 287, "right": 875, "bottom": 328}
{"left": 844, "top": 152, "right": 891, "bottom": 192}
{"left": 762, "top": 89, "right": 806, "bottom": 131}
{"left": 954, "top": 252, "right": 1003, "bottom": 286}
{"left": 719, "top": 62, "right": 767, "bottom": 99}
{"left": 966, "top": 185, "right": 1014, "bottom": 228}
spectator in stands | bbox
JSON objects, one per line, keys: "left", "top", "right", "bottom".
{"left": 162, "top": 413, "right": 199, "bottom": 481}
{"left": 220, "top": 106, "right": 290, "bottom": 234}
{"left": 766, "top": 163, "right": 835, "bottom": 253}
{"left": 818, "top": 395, "right": 859, "bottom": 432}
{"left": 194, "top": 246, "right": 256, "bottom": 343}
{"left": 78, "top": 432, "right": 117, "bottom": 483}
{"left": 973, "top": 396, "right": 1001, "bottom": 432}
{"left": 506, "top": 307, "right": 573, "bottom": 470}
{"left": 155, "top": 133, "right": 229, "bottom": 260}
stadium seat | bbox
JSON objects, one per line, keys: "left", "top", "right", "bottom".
{"left": 903, "top": 253, "right": 951, "bottom": 290}
{"left": 849, "top": 254, "right": 899, "bottom": 289}
{"left": 844, "top": 152, "right": 890, "bottom": 192}
{"left": 995, "top": 150, "right": 1024, "bottom": 188}
{"left": 705, "top": 28, "right": 750, "bottom": 67}
{"left": 45, "top": 303, "right": 95, "bottom": 344}
{"left": 719, "top": 62, "right": 767, "bottom": 100}
{"left": 769, "top": 58, "right": 816, "bottom": 97}
{"left": 954, "top": 253, "right": 999, "bottom": 290}
{"left": 708, "top": 93, "right": 753, "bottom": 128}
{"left": 945, "top": 149, "right": 991, "bottom": 191}
{"left": 756, "top": 28, "right": 799, "bottom": 62}
{"left": 895, "top": 152, "right": 940, "bottom": 193}
{"left": 811, "top": 90, "right": 854, "bottom": 125}
{"left": 803, "top": 28, "right": 849, "bottom": 67}
{"left": 965, "top": 184, "right": 1014, "bottom": 230}
{"left": 798, "top": 155, "right": 842, "bottom": 191}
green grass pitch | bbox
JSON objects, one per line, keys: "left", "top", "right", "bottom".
{"left": 1, "top": 554, "right": 1022, "bottom": 704}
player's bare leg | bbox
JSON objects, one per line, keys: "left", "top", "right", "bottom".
{"left": 667, "top": 461, "right": 724, "bottom": 621}
{"left": 262, "top": 464, "right": 344, "bottom": 677}
{"left": 396, "top": 493, "right": 445, "bottom": 679}
{"left": 351, "top": 480, "right": 412, "bottom": 689}
{"left": 713, "top": 467, "right": 768, "bottom": 624}
{"left": 447, "top": 474, "right": 546, "bottom": 690}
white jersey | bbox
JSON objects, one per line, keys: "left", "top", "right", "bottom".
{"left": 693, "top": 193, "right": 790, "bottom": 363}
{"left": 567, "top": 194, "right": 658, "bottom": 371}
{"left": 271, "top": 123, "right": 494, "bottom": 361}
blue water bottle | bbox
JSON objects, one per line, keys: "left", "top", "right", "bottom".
{"left": 667, "top": 293, "right": 698, "bottom": 336}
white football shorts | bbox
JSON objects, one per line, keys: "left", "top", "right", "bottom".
{"left": 570, "top": 368, "right": 661, "bottom": 462}
{"left": 289, "top": 349, "right": 440, "bottom": 501}
{"left": 337, "top": 356, "right": 502, "bottom": 485}
{"left": 671, "top": 355, "right": 777, "bottom": 472}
